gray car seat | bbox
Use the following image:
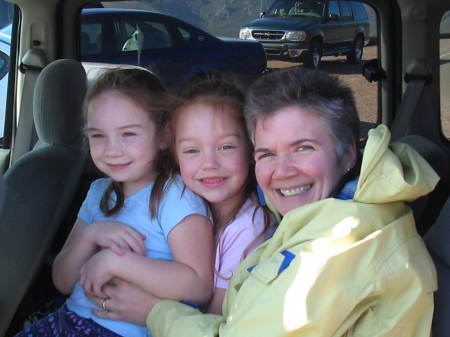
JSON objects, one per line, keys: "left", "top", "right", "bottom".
{"left": 0, "top": 59, "right": 87, "bottom": 336}
{"left": 424, "top": 196, "right": 450, "bottom": 337}
{"left": 394, "top": 134, "right": 449, "bottom": 235}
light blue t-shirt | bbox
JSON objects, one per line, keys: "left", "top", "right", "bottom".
{"left": 66, "top": 175, "right": 208, "bottom": 337}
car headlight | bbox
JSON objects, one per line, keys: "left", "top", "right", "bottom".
{"left": 284, "top": 31, "right": 306, "bottom": 41}
{"left": 239, "top": 27, "right": 252, "bottom": 40}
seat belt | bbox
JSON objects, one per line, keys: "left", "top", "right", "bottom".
{"left": 390, "top": 73, "right": 438, "bottom": 143}
{"left": 10, "top": 48, "right": 47, "bottom": 163}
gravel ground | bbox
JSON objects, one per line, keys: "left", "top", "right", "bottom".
{"left": 268, "top": 45, "right": 379, "bottom": 127}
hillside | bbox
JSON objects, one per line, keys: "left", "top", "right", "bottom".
{"left": 103, "top": 0, "right": 273, "bottom": 37}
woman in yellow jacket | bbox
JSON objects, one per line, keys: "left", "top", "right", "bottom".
{"left": 94, "top": 67, "right": 438, "bottom": 337}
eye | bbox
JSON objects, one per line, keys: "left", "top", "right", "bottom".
{"left": 218, "top": 144, "right": 236, "bottom": 151}
{"left": 255, "top": 152, "right": 274, "bottom": 161}
{"left": 296, "top": 145, "right": 313, "bottom": 152}
{"left": 89, "top": 133, "right": 104, "bottom": 139}
{"left": 182, "top": 148, "right": 199, "bottom": 154}
{"left": 122, "top": 132, "right": 136, "bottom": 137}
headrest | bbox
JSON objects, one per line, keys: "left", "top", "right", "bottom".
{"left": 21, "top": 48, "right": 48, "bottom": 71}
{"left": 394, "top": 134, "right": 448, "bottom": 178}
{"left": 33, "top": 59, "right": 87, "bottom": 146}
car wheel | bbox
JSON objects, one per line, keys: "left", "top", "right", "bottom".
{"left": 305, "top": 40, "right": 322, "bottom": 69}
{"left": 347, "top": 35, "right": 364, "bottom": 63}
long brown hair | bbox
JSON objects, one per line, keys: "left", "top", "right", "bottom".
{"left": 83, "top": 68, "right": 176, "bottom": 217}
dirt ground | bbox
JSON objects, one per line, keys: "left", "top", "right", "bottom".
{"left": 268, "top": 45, "right": 379, "bottom": 126}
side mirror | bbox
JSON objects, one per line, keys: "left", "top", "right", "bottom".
{"left": 260, "top": 11, "right": 266, "bottom": 18}
{"left": 362, "top": 59, "right": 386, "bottom": 83}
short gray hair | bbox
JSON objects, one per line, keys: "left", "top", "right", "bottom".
{"left": 245, "top": 67, "right": 360, "bottom": 161}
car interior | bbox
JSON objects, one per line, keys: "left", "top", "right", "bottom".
{"left": 0, "top": 0, "right": 449, "bottom": 336}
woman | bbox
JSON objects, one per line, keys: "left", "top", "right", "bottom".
{"left": 93, "top": 68, "right": 438, "bottom": 337}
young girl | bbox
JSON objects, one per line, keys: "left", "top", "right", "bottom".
{"left": 15, "top": 68, "right": 213, "bottom": 337}
{"left": 171, "top": 75, "right": 275, "bottom": 314}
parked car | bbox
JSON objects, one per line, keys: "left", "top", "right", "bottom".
{"left": 0, "top": 24, "right": 11, "bottom": 138}
{"left": 239, "top": 0, "right": 370, "bottom": 68}
{"left": 80, "top": 8, "right": 268, "bottom": 88}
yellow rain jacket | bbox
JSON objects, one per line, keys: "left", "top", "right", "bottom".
{"left": 147, "top": 125, "right": 439, "bottom": 337}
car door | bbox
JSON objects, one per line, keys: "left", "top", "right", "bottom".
{"left": 337, "top": 1, "right": 355, "bottom": 49}
{"left": 322, "top": 0, "right": 342, "bottom": 51}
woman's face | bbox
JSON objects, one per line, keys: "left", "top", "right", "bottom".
{"left": 254, "top": 106, "right": 355, "bottom": 215}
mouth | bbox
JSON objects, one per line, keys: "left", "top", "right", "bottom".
{"left": 279, "top": 184, "right": 312, "bottom": 197}
{"left": 200, "top": 176, "right": 227, "bottom": 187}
{"left": 107, "top": 162, "right": 131, "bottom": 171}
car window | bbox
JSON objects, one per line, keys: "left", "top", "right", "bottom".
{"left": 81, "top": 22, "right": 103, "bottom": 55}
{"left": 350, "top": 1, "right": 368, "bottom": 20}
{"left": 440, "top": 10, "right": 450, "bottom": 138}
{"left": 0, "top": 0, "right": 13, "bottom": 140}
{"left": 79, "top": 1, "right": 379, "bottom": 133}
{"left": 338, "top": 1, "right": 353, "bottom": 20}
{"left": 177, "top": 26, "right": 192, "bottom": 44}
{"left": 328, "top": 1, "right": 341, "bottom": 18}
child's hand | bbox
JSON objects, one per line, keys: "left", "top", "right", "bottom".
{"left": 80, "top": 249, "right": 115, "bottom": 298}
{"left": 86, "top": 221, "right": 146, "bottom": 256}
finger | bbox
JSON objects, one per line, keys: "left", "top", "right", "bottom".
{"left": 109, "top": 243, "right": 124, "bottom": 256}
{"left": 92, "top": 309, "right": 121, "bottom": 321}
{"left": 124, "top": 232, "right": 146, "bottom": 255}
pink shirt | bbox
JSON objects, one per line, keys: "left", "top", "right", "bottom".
{"left": 214, "top": 198, "right": 273, "bottom": 289}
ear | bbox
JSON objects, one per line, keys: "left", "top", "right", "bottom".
{"left": 343, "top": 143, "right": 358, "bottom": 172}
{"left": 159, "top": 125, "right": 171, "bottom": 150}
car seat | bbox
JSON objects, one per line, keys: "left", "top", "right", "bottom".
{"left": 393, "top": 134, "right": 449, "bottom": 235}
{"left": 0, "top": 59, "right": 87, "bottom": 336}
{"left": 424, "top": 196, "right": 450, "bottom": 337}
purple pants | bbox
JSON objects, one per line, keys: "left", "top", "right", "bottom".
{"left": 14, "top": 305, "right": 122, "bottom": 337}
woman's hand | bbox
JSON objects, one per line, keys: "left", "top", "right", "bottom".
{"left": 80, "top": 249, "right": 117, "bottom": 298}
{"left": 90, "top": 279, "right": 160, "bottom": 325}
{"left": 87, "top": 220, "right": 147, "bottom": 256}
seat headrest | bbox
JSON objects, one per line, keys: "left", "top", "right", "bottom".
{"left": 394, "top": 134, "right": 449, "bottom": 178}
{"left": 33, "top": 59, "right": 87, "bottom": 146}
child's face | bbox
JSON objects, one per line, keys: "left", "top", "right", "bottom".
{"left": 86, "top": 90, "right": 163, "bottom": 196}
{"left": 175, "top": 102, "right": 250, "bottom": 213}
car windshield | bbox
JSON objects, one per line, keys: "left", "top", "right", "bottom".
{"left": 265, "top": 0, "right": 325, "bottom": 18}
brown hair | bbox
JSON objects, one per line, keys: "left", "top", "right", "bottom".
{"left": 83, "top": 67, "right": 176, "bottom": 217}
{"left": 170, "top": 73, "right": 274, "bottom": 262}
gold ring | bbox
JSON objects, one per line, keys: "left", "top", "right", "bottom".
{"left": 101, "top": 298, "right": 108, "bottom": 312}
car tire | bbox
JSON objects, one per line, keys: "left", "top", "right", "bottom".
{"left": 347, "top": 35, "right": 364, "bottom": 63}
{"left": 304, "top": 40, "right": 322, "bottom": 69}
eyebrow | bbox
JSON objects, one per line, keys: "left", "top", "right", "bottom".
{"left": 254, "top": 138, "right": 317, "bottom": 153}
{"left": 85, "top": 124, "right": 143, "bottom": 132}
{"left": 177, "top": 133, "right": 243, "bottom": 144}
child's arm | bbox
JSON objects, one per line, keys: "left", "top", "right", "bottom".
{"left": 80, "top": 214, "right": 214, "bottom": 303}
{"left": 53, "top": 219, "right": 146, "bottom": 294}
{"left": 206, "top": 287, "right": 226, "bottom": 314}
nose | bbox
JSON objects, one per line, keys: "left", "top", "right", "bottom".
{"left": 272, "top": 153, "right": 298, "bottom": 179}
{"left": 202, "top": 149, "right": 219, "bottom": 170}
{"left": 104, "top": 136, "right": 123, "bottom": 156}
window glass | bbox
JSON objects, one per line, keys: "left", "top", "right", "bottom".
{"left": 339, "top": 1, "right": 353, "bottom": 20}
{"left": 0, "top": 0, "right": 13, "bottom": 139}
{"left": 80, "top": 23, "right": 102, "bottom": 55}
{"left": 328, "top": 1, "right": 340, "bottom": 17}
{"left": 80, "top": 1, "right": 379, "bottom": 132}
{"left": 177, "top": 27, "right": 192, "bottom": 43}
{"left": 440, "top": 10, "right": 450, "bottom": 138}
